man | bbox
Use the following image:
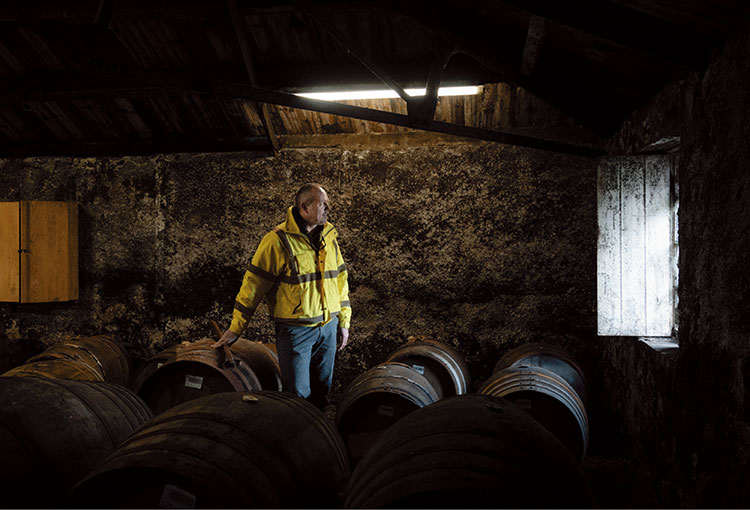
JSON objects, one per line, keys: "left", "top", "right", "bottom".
{"left": 213, "top": 183, "right": 351, "bottom": 409}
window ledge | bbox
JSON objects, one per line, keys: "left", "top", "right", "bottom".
{"left": 638, "top": 336, "right": 679, "bottom": 353}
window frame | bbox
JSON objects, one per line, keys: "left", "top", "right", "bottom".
{"left": 596, "top": 153, "right": 679, "bottom": 342}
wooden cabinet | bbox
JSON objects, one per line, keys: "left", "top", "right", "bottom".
{"left": 0, "top": 201, "right": 78, "bottom": 303}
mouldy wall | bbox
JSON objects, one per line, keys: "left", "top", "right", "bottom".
{"left": 0, "top": 143, "right": 598, "bottom": 414}
{"left": 602, "top": 27, "right": 750, "bottom": 507}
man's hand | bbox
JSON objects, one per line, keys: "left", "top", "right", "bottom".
{"left": 338, "top": 327, "right": 349, "bottom": 351}
{"left": 212, "top": 329, "right": 239, "bottom": 349}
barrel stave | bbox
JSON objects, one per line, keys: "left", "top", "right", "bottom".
{"left": 480, "top": 363, "right": 589, "bottom": 460}
{"left": 229, "top": 340, "right": 282, "bottom": 391}
{"left": 135, "top": 340, "right": 263, "bottom": 415}
{"left": 3, "top": 358, "right": 105, "bottom": 381}
{"left": 25, "top": 335, "right": 131, "bottom": 386}
{"left": 345, "top": 394, "right": 594, "bottom": 509}
{"left": 69, "top": 391, "right": 349, "bottom": 509}
{"left": 386, "top": 338, "right": 470, "bottom": 398}
{"left": 0, "top": 377, "right": 152, "bottom": 508}
{"left": 494, "top": 341, "right": 589, "bottom": 406}
{"left": 336, "top": 362, "right": 440, "bottom": 467}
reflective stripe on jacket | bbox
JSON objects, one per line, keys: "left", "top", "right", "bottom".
{"left": 229, "top": 206, "right": 351, "bottom": 333}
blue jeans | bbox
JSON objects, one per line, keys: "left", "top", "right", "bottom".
{"left": 274, "top": 317, "right": 338, "bottom": 408}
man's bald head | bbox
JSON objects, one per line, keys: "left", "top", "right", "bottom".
{"left": 295, "top": 183, "right": 330, "bottom": 231}
{"left": 295, "top": 183, "right": 326, "bottom": 209}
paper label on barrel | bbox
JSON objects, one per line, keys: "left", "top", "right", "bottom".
{"left": 378, "top": 405, "right": 395, "bottom": 417}
{"left": 411, "top": 364, "right": 425, "bottom": 374}
{"left": 185, "top": 375, "right": 203, "bottom": 389}
{"left": 515, "top": 398, "right": 532, "bottom": 409}
{"left": 159, "top": 484, "right": 196, "bottom": 508}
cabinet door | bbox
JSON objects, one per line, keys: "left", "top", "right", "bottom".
{"left": 20, "top": 201, "right": 78, "bottom": 303}
{"left": 0, "top": 202, "right": 19, "bottom": 302}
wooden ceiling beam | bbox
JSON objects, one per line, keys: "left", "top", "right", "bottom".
{"left": 0, "top": 73, "right": 604, "bottom": 155}
{"left": 2, "top": 13, "right": 139, "bottom": 73}
{"left": 257, "top": 58, "right": 496, "bottom": 91}
{"left": 227, "top": 0, "right": 279, "bottom": 152}
{"left": 0, "top": 1, "right": 374, "bottom": 22}
{"left": 407, "top": 40, "right": 460, "bottom": 128}
{"left": 208, "top": 80, "right": 605, "bottom": 156}
{"left": 521, "top": 16, "right": 546, "bottom": 77}
{"left": 491, "top": 0, "right": 718, "bottom": 71}
{"left": 300, "top": 4, "right": 412, "bottom": 103}
{"left": 609, "top": 0, "right": 750, "bottom": 38}
{"left": 395, "top": 4, "right": 619, "bottom": 134}
{"left": 300, "top": 2, "right": 469, "bottom": 130}
{"left": 0, "top": 74, "right": 191, "bottom": 105}
{"left": 94, "top": 0, "right": 119, "bottom": 29}
{"left": 0, "top": 136, "right": 272, "bottom": 157}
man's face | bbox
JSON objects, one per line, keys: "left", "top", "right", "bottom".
{"left": 302, "top": 188, "right": 330, "bottom": 226}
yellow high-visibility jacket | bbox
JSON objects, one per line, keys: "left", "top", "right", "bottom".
{"left": 229, "top": 206, "right": 351, "bottom": 334}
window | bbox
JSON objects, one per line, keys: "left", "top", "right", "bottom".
{"left": 597, "top": 154, "right": 678, "bottom": 338}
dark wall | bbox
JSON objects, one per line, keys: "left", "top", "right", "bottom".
{"left": 0, "top": 143, "right": 598, "bottom": 402}
{"left": 5, "top": 31, "right": 749, "bottom": 509}
{"left": 603, "top": 27, "right": 750, "bottom": 507}
{"left": 1, "top": 27, "right": 748, "bottom": 510}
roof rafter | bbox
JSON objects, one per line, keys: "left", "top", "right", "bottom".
{"left": 227, "top": 0, "right": 279, "bottom": 152}
{"left": 0, "top": 72, "right": 605, "bottom": 156}
{"left": 394, "top": 3, "right": 620, "bottom": 134}
{"left": 521, "top": 16, "right": 546, "bottom": 77}
{"left": 300, "top": 4, "right": 413, "bottom": 103}
{"left": 492, "top": 0, "right": 717, "bottom": 71}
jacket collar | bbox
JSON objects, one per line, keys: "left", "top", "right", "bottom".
{"left": 283, "top": 206, "right": 335, "bottom": 239}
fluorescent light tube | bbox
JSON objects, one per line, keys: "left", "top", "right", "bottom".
{"left": 295, "top": 85, "right": 481, "bottom": 101}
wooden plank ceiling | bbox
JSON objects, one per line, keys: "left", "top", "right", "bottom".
{"left": 0, "top": 0, "right": 747, "bottom": 156}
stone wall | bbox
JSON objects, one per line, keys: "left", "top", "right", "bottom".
{"left": 2, "top": 25, "right": 749, "bottom": 510}
{"left": 603, "top": 26, "right": 750, "bottom": 507}
{"left": 0, "top": 143, "right": 599, "bottom": 406}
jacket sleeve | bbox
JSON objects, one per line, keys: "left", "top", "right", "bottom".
{"left": 335, "top": 238, "right": 352, "bottom": 329}
{"left": 229, "top": 232, "right": 286, "bottom": 335}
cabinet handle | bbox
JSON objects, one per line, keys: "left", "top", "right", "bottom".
{"left": 18, "top": 249, "right": 29, "bottom": 254}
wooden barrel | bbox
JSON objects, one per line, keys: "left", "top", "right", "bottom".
{"left": 0, "top": 376, "right": 153, "bottom": 509}
{"left": 132, "top": 339, "right": 280, "bottom": 396}
{"left": 3, "top": 358, "right": 105, "bottom": 381}
{"left": 479, "top": 365, "right": 589, "bottom": 461}
{"left": 229, "top": 340, "right": 282, "bottom": 391}
{"left": 494, "top": 342, "right": 589, "bottom": 406}
{"left": 336, "top": 362, "right": 439, "bottom": 465}
{"left": 135, "top": 338, "right": 262, "bottom": 415}
{"left": 385, "top": 337, "right": 470, "bottom": 399}
{"left": 68, "top": 391, "right": 349, "bottom": 509}
{"left": 130, "top": 342, "right": 185, "bottom": 393}
{"left": 345, "top": 394, "right": 594, "bottom": 509}
{"left": 25, "top": 335, "right": 132, "bottom": 386}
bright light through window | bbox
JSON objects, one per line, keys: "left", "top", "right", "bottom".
{"left": 597, "top": 154, "right": 677, "bottom": 338}
{"left": 294, "top": 86, "right": 481, "bottom": 101}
